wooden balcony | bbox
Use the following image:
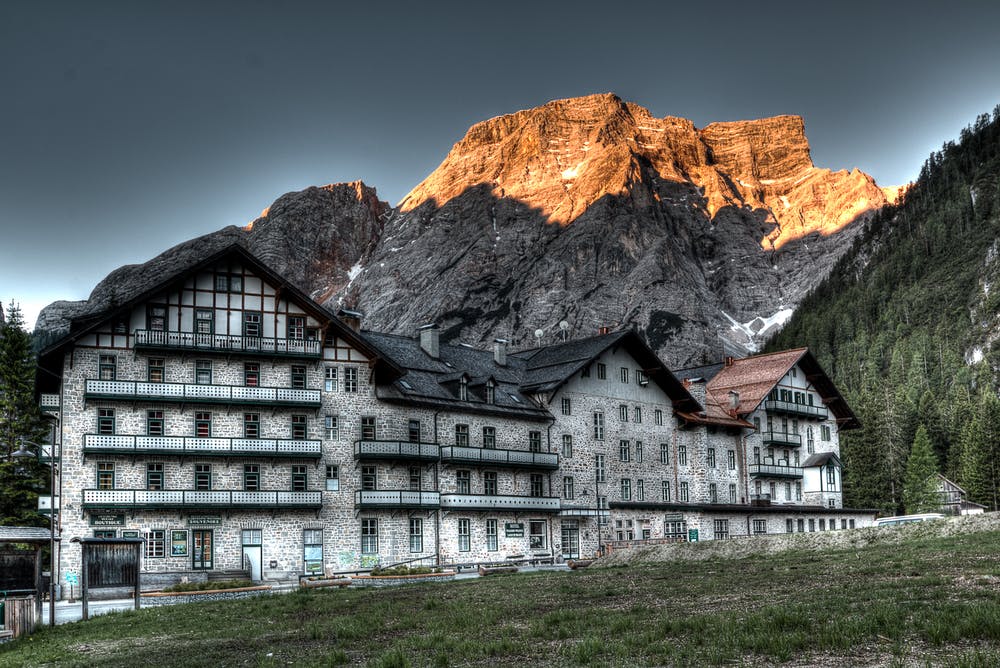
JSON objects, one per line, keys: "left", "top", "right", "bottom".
{"left": 82, "top": 489, "right": 322, "bottom": 509}
{"left": 763, "top": 400, "right": 828, "bottom": 420}
{"left": 84, "top": 434, "right": 322, "bottom": 458}
{"left": 354, "top": 440, "right": 440, "bottom": 462}
{"left": 748, "top": 462, "right": 804, "bottom": 479}
{"left": 761, "top": 431, "right": 802, "bottom": 447}
{"left": 354, "top": 490, "right": 440, "bottom": 509}
{"left": 439, "top": 445, "right": 559, "bottom": 470}
{"left": 84, "top": 379, "right": 321, "bottom": 408}
{"left": 439, "top": 494, "right": 561, "bottom": 512}
{"left": 133, "top": 329, "right": 322, "bottom": 359}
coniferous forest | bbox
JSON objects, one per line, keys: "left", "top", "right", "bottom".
{"left": 768, "top": 106, "right": 1000, "bottom": 514}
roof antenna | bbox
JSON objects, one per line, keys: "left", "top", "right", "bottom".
{"left": 559, "top": 320, "right": 570, "bottom": 341}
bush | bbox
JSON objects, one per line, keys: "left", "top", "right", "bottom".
{"left": 369, "top": 566, "right": 441, "bottom": 577}
{"left": 161, "top": 579, "right": 254, "bottom": 592}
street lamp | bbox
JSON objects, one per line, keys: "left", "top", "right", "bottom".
{"left": 14, "top": 438, "right": 59, "bottom": 627}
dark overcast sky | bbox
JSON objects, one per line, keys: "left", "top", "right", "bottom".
{"left": 3, "top": 1, "right": 1000, "bottom": 327}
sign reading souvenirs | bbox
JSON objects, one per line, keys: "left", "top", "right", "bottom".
{"left": 505, "top": 522, "right": 524, "bottom": 537}
{"left": 89, "top": 513, "right": 125, "bottom": 527}
{"left": 187, "top": 515, "right": 222, "bottom": 527}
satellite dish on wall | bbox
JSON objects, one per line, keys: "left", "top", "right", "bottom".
{"left": 534, "top": 329, "right": 544, "bottom": 339}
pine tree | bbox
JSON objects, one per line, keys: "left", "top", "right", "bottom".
{"left": 903, "top": 426, "right": 940, "bottom": 513}
{"left": 0, "top": 301, "right": 48, "bottom": 526}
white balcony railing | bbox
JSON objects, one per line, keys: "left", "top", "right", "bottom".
{"left": 439, "top": 494, "right": 561, "bottom": 512}
{"left": 85, "top": 379, "right": 321, "bottom": 407}
{"left": 439, "top": 446, "right": 559, "bottom": 469}
{"left": 748, "top": 463, "right": 804, "bottom": 478}
{"left": 84, "top": 434, "right": 321, "bottom": 458}
{"left": 354, "top": 440, "right": 441, "bottom": 461}
{"left": 133, "top": 329, "right": 322, "bottom": 358}
{"left": 354, "top": 490, "right": 441, "bottom": 508}
{"left": 82, "top": 489, "right": 322, "bottom": 508}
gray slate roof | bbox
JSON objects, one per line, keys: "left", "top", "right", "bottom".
{"left": 0, "top": 526, "right": 52, "bottom": 544}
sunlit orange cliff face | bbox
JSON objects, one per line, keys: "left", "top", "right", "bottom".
{"left": 399, "top": 93, "right": 892, "bottom": 249}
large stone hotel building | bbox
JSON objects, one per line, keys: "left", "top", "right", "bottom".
{"left": 36, "top": 245, "right": 873, "bottom": 588}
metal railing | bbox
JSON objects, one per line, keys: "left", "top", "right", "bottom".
{"left": 761, "top": 431, "right": 802, "bottom": 447}
{"left": 82, "top": 489, "right": 322, "bottom": 508}
{"left": 748, "top": 463, "right": 804, "bottom": 478}
{"left": 85, "top": 379, "right": 321, "bottom": 407}
{"left": 354, "top": 440, "right": 440, "bottom": 461}
{"left": 354, "top": 490, "right": 441, "bottom": 508}
{"left": 439, "top": 445, "right": 559, "bottom": 469}
{"left": 134, "top": 329, "right": 322, "bottom": 358}
{"left": 439, "top": 493, "right": 561, "bottom": 512}
{"left": 763, "top": 400, "right": 828, "bottom": 419}
{"left": 84, "top": 433, "right": 322, "bottom": 458}
{"left": 40, "top": 394, "right": 60, "bottom": 410}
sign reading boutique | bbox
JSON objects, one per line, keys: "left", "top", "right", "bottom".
{"left": 187, "top": 515, "right": 222, "bottom": 527}
{"left": 89, "top": 513, "right": 125, "bottom": 527}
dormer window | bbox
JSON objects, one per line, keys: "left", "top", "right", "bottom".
{"left": 147, "top": 305, "right": 166, "bottom": 332}
{"left": 459, "top": 377, "right": 468, "bottom": 401}
{"left": 485, "top": 380, "right": 495, "bottom": 405}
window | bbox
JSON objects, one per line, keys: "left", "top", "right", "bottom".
{"left": 97, "top": 462, "right": 115, "bottom": 489}
{"left": 458, "top": 377, "right": 468, "bottom": 401}
{"left": 795, "top": 482, "right": 802, "bottom": 501}
{"left": 809, "top": 519, "right": 816, "bottom": 532}
{"left": 195, "top": 464, "right": 211, "bottom": 490}
{"left": 483, "top": 426, "right": 496, "bottom": 449}
{"left": 849, "top": 519, "right": 856, "bottom": 529}
{"left": 637, "top": 479, "right": 645, "bottom": 501}
{"left": 485, "top": 380, "right": 495, "bottom": 405}
{"left": 144, "top": 530, "right": 165, "bottom": 558}
{"left": 98, "top": 354, "right": 116, "bottom": 380}
{"left": 620, "top": 367, "right": 629, "bottom": 384}
{"left": 287, "top": 316, "right": 305, "bottom": 340}
{"left": 146, "top": 357, "right": 165, "bottom": 383}
{"left": 486, "top": 519, "right": 498, "bottom": 551}
{"left": 344, "top": 367, "right": 358, "bottom": 393}
{"left": 621, "top": 478, "right": 631, "bottom": 501}
{"left": 195, "top": 411, "right": 211, "bottom": 438}
{"left": 291, "top": 365, "right": 306, "bottom": 389}
{"left": 821, "top": 425, "right": 832, "bottom": 441}
{"left": 195, "top": 360, "right": 212, "bottom": 385}
{"left": 530, "top": 474, "right": 544, "bottom": 497}
{"left": 409, "top": 518, "right": 423, "bottom": 553}
{"left": 195, "top": 309, "right": 213, "bottom": 335}
{"left": 292, "top": 465, "right": 307, "bottom": 492}
{"left": 842, "top": 519, "right": 848, "bottom": 530}
{"left": 561, "top": 434, "right": 573, "bottom": 458}
{"left": 361, "top": 416, "right": 377, "bottom": 440}
{"left": 619, "top": 404, "right": 629, "bottom": 422}
{"left": 98, "top": 407, "right": 115, "bottom": 434}
{"left": 215, "top": 274, "right": 242, "bottom": 292}
{"left": 753, "top": 519, "right": 767, "bottom": 535}
{"left": 679, "top": 481, "right": 689, "bottom": 502}
{"left": 456, "top": 470, "right": 470, "bottom": 494}
{"left": 324, "top": 366, "right": 338, "bottom": 392}
{"left": 658, "top": 443, "right": 668, "bottom": 464}
{"left": 714, "top": 519, "right": 729, "bottom": 539}
{"left": 563, "top": 476, "right": 574, "bottom": 500}
{"left": 326, "top": 465, "right": 339, "bottom": 491}
{"left": 146, "top": 463, "right": 163, "bottom": 490}
{"left": 635, "top": 369, "right": 647, "bottom": 385}
{"left": 595, "top": 455, "right": 606, "bottom": 483}
{"left": 798, "top": 519, "right": 805, "bottom": 532}
{"left": 455, "top": 424, "right": 469, "bottom": 447}
{"left": 678, "top": 445, "right": 688, "bottom": 466}
{"left": 770, "top": 482, "right": 776, "bottom": 499}
{"left": 144, "top": 410, "right": 163, "bottom": 436}
{"left": 147, "top": 305, "right": 167, "bottom": 332}
{"left": 784, "top": 482, "right": 792, "bottom": 501}
{"left": 827, "top": 464, "right": 837, "bottom": 486}
{"left": 404, "top": 466, "right": 419, "bottom": 491}
{"left": 661, "top": 480, "right": 671, "bottom": 500}
{"left": 325, "top": 415, "right": 339, "bottom": 440}
{"left": 729, "top": 483, "right": 737, "bottom": 503}
{"left": 243, "top": 311, "right": 262, "bottom": 338}
{"left": 786, "top": 519, "right": 796, "bottom": 533}
{"left": 635, "top": 441, "right": 643, "bottom": 463}
{"left": 792, "top": 419, "right": 800, "bottom": 435}
{"left": 707, "top": 448, "right": 716, "bottom": 468}
{"left": 303, "top": 529, "right": 323, "bottom": 573}
{"left": 408, "top": 420, "right": 422, "bottom": 443}
{"left": 244, "top": 413, "right": 260, "bottom": 438}
{"left": 529, "top": 520, "right": 546, "bottom": 549}
{"left": 654, "top": 409, "right": 663, "bottom": 426}
{"left": 529, "top": 431, "right": 541, "bottom": 452}
{"left": 754, "top": 447, "right": 761, "bottom": 464}
{"left": 819, "top": 518, "right": 826, "bottom": 531}
{"left": 561, "top": 397, "right": 571, "bottom": 415}
{"left": 457, "top": 519, "right": 471, "bottom": 552}
{"left": 596, "top": 363, "right": 607, "bottom": 380}
{"left": 244, "top": 464, "right": 260, "bottom": 491}
{"left": 244, "top": 362, "right": 260, "bottom": 387}
{"left": 361, "top": 519, "right": 378, "bottom": 554}
{"left": 484, "top": 471, "right": 498, "bottom": 496}
{"left": 619, "top": 439, "right": 631, "bottom": 462}
{"left": 593, "top": 411, "right": 605, "bottom": 440}
{"left": 361, "top": 466, "right": 377, "bottom": 490}
{"left": 634, "top": 406, "right": 642, "bottom": 423}
{"left": 728, "top": 450, "right": 736, "bottom": 470}
{"left": 709, "top": 483, "right": 718, "bottom": 503}
{"left": 597, "top": 496, "right": 608, "bottom": 525}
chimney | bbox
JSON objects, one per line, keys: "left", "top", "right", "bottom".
{"left": 494, "top": 338, "right": 508, "bottom": 366}
{"left": 338, "top": 309, "right": 363, "bottom": 332}
{"left": 598, "top": 326, "right": 611, "bottom": 335}
{"left": 724, "top": 356, "right": 735, "bottom": 367}
{"left": 419, "top": 323, "right": 439, "bottom": 359}
{"left": 728, "top": 390, "right": 740, "bottom": 414}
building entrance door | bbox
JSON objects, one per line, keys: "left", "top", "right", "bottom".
{"left": 192, "top": 530, "right": 213, "bottom": 570}
{"left": 241, "top": 529, "right": 262, "bottom": 581}
{"left": 561, "top": 520, "right": 580, "bottom": 559}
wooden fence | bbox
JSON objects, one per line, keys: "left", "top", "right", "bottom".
{"left": 1, "top": 597, "right": 38, "bottom": 639}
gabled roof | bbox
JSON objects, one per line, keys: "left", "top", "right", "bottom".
{"left": 37, "top": 244, "right": 401, "bottom": 385}
{"left": 802, "top": 452, "right": 842, "bottom": 468}
{"left": 702, "top": 348, "right": 860, "bottom": 430}
{"left": 511, "top": 329, "right": 701, "bottom": 413}
{"left": 0, "top": 526, "right": 52, "bottom": 544}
